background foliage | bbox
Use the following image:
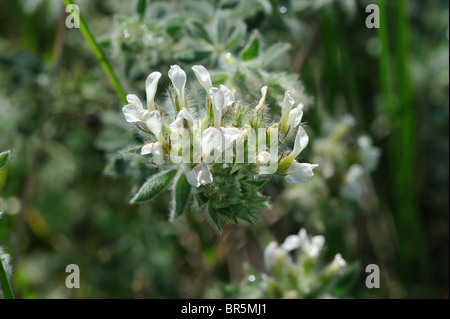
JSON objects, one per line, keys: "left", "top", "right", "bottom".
{"left": 0, "top": 0, "right": 448, "bottom": 298}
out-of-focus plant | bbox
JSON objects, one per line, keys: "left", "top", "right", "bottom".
{"left": 0, "top": 150, "right": 14, "bottom": 299}
{"left": 209, "top": 228, "right": 358, "bottom": 298}
{"left": 283, "top": 115, "right": 380, "bottom": 233}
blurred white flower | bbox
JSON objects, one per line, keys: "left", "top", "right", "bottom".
{"left": 341, "top": 164, "right": 366, "bottom": 200}
{"left": 298, "top": 228, "right": 325, "bottom": 259}
{"left": 358, "top": 135, "right": 380, "bottom": 172}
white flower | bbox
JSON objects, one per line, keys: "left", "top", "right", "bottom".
{"left": 168, "top": 65, "right": 187, "bottom": 109}
{"left": 298, "top": 228, "right": 325, "bottom": 259}
{"left": 285, "top": 161, "right": 318, "bottom": 184}
{"left": 254, "top": 86, "right": 268, "bottom": 112}
{"left": 141, "top": 142, "right": 164, "bottom": 164}
{"left": 169, "top": 108, "right": 196, "bottom": 134}
{"left": 284, "top": 126, "right": 309, "bottom": 163}
{"left": 358, "top": 135, "right": 380, "bottom": 172}
{"left": 255, "top": 151, "right": 271, "bottom": 166}
{"left": 185, "top": 127, "right": 223, "bottom": 187}
{"left": 210, "top": 85, "right": 235, "bottom": 128}
{"left": 210, "top": 87, "right": 223, "bottom": 128}
{"left": 326, "top": 253, "right": 347, "bottom": 276}
{"left": 201, "top": 127, "right": 223, "bottom": 157}
{"left": 221, "top": 127, "right": 241, "bottom": 151}
{"left": 145, "top": 72, "right": 162, "bottom": 111}
{"left": 279, "top": 90, "right": 295, "bottom": 130}
{"left": 341, "top": 164, "right": 365, "bottom": 200}
{"left": 192, "top": 65, "right": 212, "bottom": 93}
{"left": 281, "top": 234, "right": 301, "bottom": 251}
{"left": 145, "top": 110, "right": 163, "bottom": 137}
{"left": 122, "top": 94, "right": 147, "bottom": 123}
{"left": 186, "top": 162, "right": 213, "bottom": 187}
{"left": 284, "top": 104, "right": 304, "bottom": 137}
{"left": 122, "top": 71, "right": 162, "bottom": 121}
{"left": 263, "top": 241, "right": 292, "bottom": 271}
{"left": 220, "top": 85, "right": 235, "bottom": 107}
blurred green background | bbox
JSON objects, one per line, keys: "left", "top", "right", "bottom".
{"left": 0, "top": 0, "right": 448, "bottom": 298}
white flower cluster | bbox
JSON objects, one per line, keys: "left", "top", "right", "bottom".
{"left": 262, "top": 228, "right": 348, "bottom": 296}
{"left": 122, "top": 65, "right": 318, "bottom": 188}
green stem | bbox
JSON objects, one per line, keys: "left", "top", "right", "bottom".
{"left": 377, "top": 0, "right": 431, "bottom": 295}
{"left": 62, "top": 0, "right": 127, "bottom": 104}
{"left": 0, "top": 257, "right": 14, "bottom": 299}
{"left": 394, "top": 0, "right": 430, "bottom": 288}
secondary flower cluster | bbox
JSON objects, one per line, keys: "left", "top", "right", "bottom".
{"left": 223, "top": 229, "right": 348, "bottom": 299}
{"left": 122, "top": 65, "right": 318, "bottom": 188}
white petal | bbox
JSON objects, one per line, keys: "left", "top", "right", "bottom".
{"left": 141, "top": 142, "right": 164, "bottom": 164}
{"left": 192, "top": 65, "right": 212, "bottom": 93}
{"left": 280, "top": 91, "right": 295, "bottom": 128}
{"left": 255, "top": 151, "right": 270, "bottom": 165}
{"left": 170, "top": 109, "right": 195, "bottom": 134}
{"left": 221, "top": 127, "right": 241, "bottom": 150}
{"left": 285, "top": 105, "right": 303, "bottom": 133}
{"left": 145, "top": 72, "right": 162, "bottom": 110}
{"left": 281, "top": 235, "right": 301, "bottom": 251}
{"left": 285, "top": 161, "right": 318, "bottom": 184}
{"left": 332, "top": 253, "right": 347, "bottom": 268}
{"left": 263, "top": 241, "right": 279, "bottom": 270}
{"left": 291, "top": 126, "right": 309, "bottom": 158}
{"left": 178, "top": 108, "right": 194, "bottom": 122}
{"left": 219, "top": 85, "right": 235, "bottom": 107}
{"left": 200, "top": 162, "right": 213, "bottom": 185}
{"left": 169, "top": 116, "right": 183, "bottom": 134}
{"left": 210, "top": 87, "right": 224, "bottom": 127}
{"left": 186, "top": 166, "right": 201, "bottom": 187}
{"left": 141, "top": 143, "right": 154, "bottom": 155}
{"left": 168, "top": 65, "right": 186, "bottom": 105}
{"left": 255, "top": 86, "right": 268, "bottom": 111}
{"left": 146, "top": 110, "right": 162, "bottom": 135}
{"left": 122, "top": 104, "right": 145, "bottom": 123}
{"left": 281, "top": 90, "right": 295, "bottom": 115}
{"left": 308, "top": 235, "right": 325, "bottom": 259}
{"left": 126, "top": 94, "right": 144, "bottom": 109}
{"left": 151, "top": 143, "right": 164, "bottom": 165}
{"left": 298, "top": 228, "right": 308, "bottom": 243}
{"left": 202, "top": 127, "right": 222, "bottom": 155}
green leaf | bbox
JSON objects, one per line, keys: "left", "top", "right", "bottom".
{"left": 216, "top": 13, "right": 227, "bottom": 44}
{"left": 187, "top": 21, "right": 213, "bottom": 44}
{"left": 131, "top": 169, "right": 177, "bottom": 203}
{"left": 171, "top": 174, "right": 191, "bottom": 220}
{"left": 245, "top": 179, "right": 267, "bottom": 188}
{"left": 0, "top": 248, "right": 14, "bottom": 299}
{"left": 0, "top": 151, "right": 10, "bottom": 169}
{"left": 207, "top": 201, "right": 222, "bottom": 232}
{"left": 260, "top": 43, "right": 291, "bottom": 68}
{"left": 329, "top": 261, "right": 361, "bottom": 296}
{"left": 136, "top": 0, "right": 146, "bottom": 20}
{"left": 240, "top": 31, "right": 259, "bottom": 61}
{"left": 226, "top": 23, "right": 246, "bottom": 49}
